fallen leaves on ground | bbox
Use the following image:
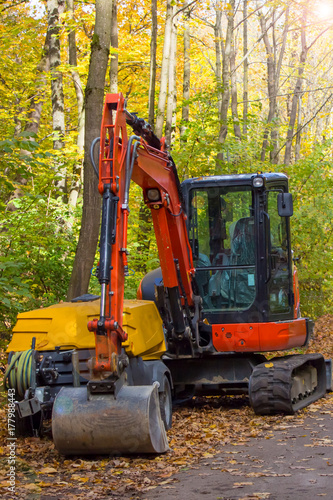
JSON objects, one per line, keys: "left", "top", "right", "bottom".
{"left": 306, "top": 314, "right": 333, "bottom": 359}
{"left": 0, "top": 315, "right": 332, "bottom": 499}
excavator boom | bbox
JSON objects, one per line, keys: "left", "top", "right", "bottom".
{"left": 52, "top": 93, "right": 197, "bottom": 455}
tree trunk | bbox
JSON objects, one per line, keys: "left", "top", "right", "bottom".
{"left": 180, "top": 0, "right": 190, "bottom": 139}
{"left": 284, "top": 10, "right": 307, "bottom": 166}
{"left": 165, "top": 10, "right": 178, "bottom": 145}
{"left": 229, "top": 0, "right": 241, "bottom": 140}
{"left": 295, "top": 95, "right": 302, "bottom": 162}
{"left": 137, "top": 202, "right": 152, "bottom": 273}
{"left": 67, "top": 0, "right": 85, "bottom": 208}
{"left": 217, "top": 4, "right": 232, "bottom": 163}
{"left": 259, "top": 7, "right": 289, "bottom": 163}
{"left": 47, "top": 0, "right": 66, "bottom": 197}
{"left": 259, "top": 10, "right": 276, "bottom": 162}
{"left": 110, "top": 0, "right": 118, "bottom": 93}
{"left": 242, "top": 0, "right": 248, "bottom": 137}
{"left": 214, "top": 7, "right": 222, "bottom": 121}
{"left": 47, "top": 0, "right": 66, "bottom": 150}
{"left": 155, "top": 0, "right": 174, "bottom": 138}
{"left": 148, "top": 0, "right": 157, "bottom": 128}
{"left": 67, "top": 0, "right": 112, "bottom": 301}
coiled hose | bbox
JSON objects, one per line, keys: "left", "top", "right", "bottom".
{"left": 3, "top": 350, "right": 34, "bottom": 398}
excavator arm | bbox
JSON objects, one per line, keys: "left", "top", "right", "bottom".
{"left": 88, "top": 93, "right": 197, "bottom": 380}
{"left": 52, "top": 93, "right": 197, "bottom": 455}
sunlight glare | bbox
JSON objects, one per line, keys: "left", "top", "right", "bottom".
{"left": 317, "top": 1, "right": 333, "bottom": 20}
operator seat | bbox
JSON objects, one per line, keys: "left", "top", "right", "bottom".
{"left": 231, "top": 216, "right": 255, "bottom": 265}
{"left": 229, "top": 216, "right": 255, "bottom": 307}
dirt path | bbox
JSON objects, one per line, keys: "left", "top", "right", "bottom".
{"left": 139, "top": 394, "right": 333, "bottom": 500}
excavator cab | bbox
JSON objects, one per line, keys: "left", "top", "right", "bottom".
{"left": 183, "top": 173, "right": 294, "bottom": 326}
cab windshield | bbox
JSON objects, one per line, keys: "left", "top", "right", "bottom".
{"left": 189, "top": 186, "right": 256, "bottom": 312}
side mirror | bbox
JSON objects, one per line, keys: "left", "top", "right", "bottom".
{"left": 277, "top": 192, "right": 293, "bottom": 217}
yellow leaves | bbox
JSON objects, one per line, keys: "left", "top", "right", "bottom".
{"left": 24, "top": 483, "right": 41, "bottom": 492}
{"left": 37, "top": 481, "right": 53, "bottom": 488}
{"left": 172, "top": 458, "right": 190, "bottom": 466}
{"left": 233, "top": 481, "right": 254, "bottom": 488}
{"left": 39, "top": 466, "right": 57, "bottom": 474}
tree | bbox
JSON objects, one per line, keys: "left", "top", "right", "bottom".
{"left": 148, "top": 0, "right": 158, "bottom": 128}
{"left": 217, "top": 1, "right": 232, "bottom": 161}
{"left": 180, "top": 0, "right": 191, "bottom": 139}
{"left": 47, "top": 0, "right": 66, "bottom": 151}
{"left": 242, "top": 0, "right": 248, "bottom": 137}
{"left": 229, "top": 0, "right": 241, "bottom": 140}
{"left": 155, "top": 0, "right": 174, "bottom": 138}
{"left": 67, "top": 0, "right": 112, "bottom": 300}
{"left": 165, "top": 7, "right": 178, "bottom": 145}
{"left": 110, "top": 0, "right": 118, "bottom": 93}
{"left": 258, "top": 6, "right": 288, "bottom": 163}
{"left": 67, "top": 0, "right": 85, "bottom": 208}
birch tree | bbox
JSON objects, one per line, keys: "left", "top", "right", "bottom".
{"left": 67, "top": 0, "right": 85, "bottom": 207}
{"left": 110, "top": 0, "right": 118, "bottom": 93}
{"left": 242, "top": 0, "right": 248, "bottom": 137}
{"left": 229, "top": 0, "right": 241, "bottom": 140}
{"left": 47, "top": 0, "right": 66, "bottom": 151}
{"left": 180, "top": 0, "right": 191, "bottom": 140}
{"left": 258, "top": 6, "right": 288, "bottom": 163}
{"left": 148, "top": 0, "right": 158, "bottom": 128}
{"left": 155, "top": 0, "right": 174, "bottom": 138}
{"left": 165, "top": 10, "right": 178, "bottom": 145}
{"left": 217, "top": 2, "right": 232, "bottom": 163}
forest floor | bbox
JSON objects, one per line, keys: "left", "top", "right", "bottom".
{"left": 0, "top": 316, "right": 332, "bottom": 500}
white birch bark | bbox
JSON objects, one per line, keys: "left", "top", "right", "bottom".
{"left": 165, "top": 10, "right": 178, "bottom": 145}
{"left": 148, "top": 0, "right": 158, "bottom": 128}
{"left": 155, "top": 0, "right": 174, "bottom": 138}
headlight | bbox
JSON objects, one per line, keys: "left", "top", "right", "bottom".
{"left": 253, "top": 176, "right": 264, "bottom": 188}
{"left": 146, "top": 188, "right": 161, "bottom": 201}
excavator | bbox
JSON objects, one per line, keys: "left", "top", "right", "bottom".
{"left": 4, "top": 93, "right": 331, "bottom": 455}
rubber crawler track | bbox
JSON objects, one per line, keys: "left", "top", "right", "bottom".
{"left": 249, "top": 353, "right": 327, "bottom": 415}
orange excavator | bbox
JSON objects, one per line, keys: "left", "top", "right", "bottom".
{"left": 4, "top": 93, "right": 330, "bottom": 455}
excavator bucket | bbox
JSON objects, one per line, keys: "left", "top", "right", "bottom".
{"left": 52, "top": 383, "right": 169, "bottom": 455}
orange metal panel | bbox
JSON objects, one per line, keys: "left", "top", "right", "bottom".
{"left": 212, "top": 318, "right": 307, "bottom": 352}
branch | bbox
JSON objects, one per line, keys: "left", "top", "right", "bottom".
{"left": 0, "top": 0, "right": 28, "bottom": 13}
{"left": 174, "top": 0, "right": 198, "bottom": 19}
{"left": 273, "top": 92, "right": 333, "bottom": 160}
{"left": 233, "top": 8, "right": 286, "bottom": 74}
{"left": 234, "top": 0, "right": 270, "bottom": 30}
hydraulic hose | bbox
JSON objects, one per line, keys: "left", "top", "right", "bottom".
{"left": 3, "top": 350, "right": 33, "bottom": 398}
{"left": 90, "top": 137, "right": 100, "bottom": 179}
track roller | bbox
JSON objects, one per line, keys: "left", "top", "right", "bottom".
{"left": 52, "top": 383, "right": 169, "bottom": 455}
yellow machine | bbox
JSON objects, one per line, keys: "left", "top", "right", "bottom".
{"left": 8, "top": 298, "right": 166, "bottom": 358}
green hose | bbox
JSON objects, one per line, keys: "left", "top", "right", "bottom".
{"left": 3, "top": 350, "right": 33, "bottom": 398}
